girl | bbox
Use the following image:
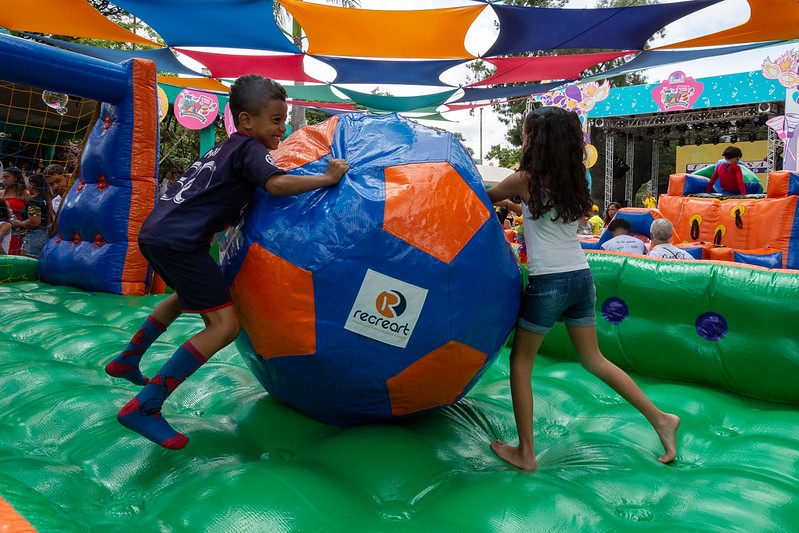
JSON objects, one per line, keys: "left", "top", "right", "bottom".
{"left": 486, "top": 107, "right": 679, "bottom": 471}
{"left": 16, "top": 172, "right": 52, "bottom": 257}
{"left": 603, "top": 201, "right": 621, "bottom": 227}
{"left": 1, "top": 166, "right": 29, "bottom": 255}
{"left": 0, "top": 199, "right": 13, "bottom": 254}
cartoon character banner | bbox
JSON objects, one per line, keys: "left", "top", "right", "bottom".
{"left": 762, "top": 48, "right": 799, "bottom": 170}
{"left": 174, "top": 88, "right": 219, "bottom": 130}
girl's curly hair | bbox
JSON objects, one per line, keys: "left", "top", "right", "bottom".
{"left": 520, "top": 107, "right": 592, "bottom": 223}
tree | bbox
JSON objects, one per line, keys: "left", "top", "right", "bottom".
{"left": 485, "top": 145, "right": 521, "bottom": 169}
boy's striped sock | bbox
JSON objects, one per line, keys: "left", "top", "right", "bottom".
{"left": 117, "top": 341, "right": 207, "bottom": 450}
{"left": 105, "top": 316, "right": 166, "bottom": 385}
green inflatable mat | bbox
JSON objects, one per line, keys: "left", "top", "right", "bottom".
{"left": 1, "top": 281, "right": 798, "bottom": 532}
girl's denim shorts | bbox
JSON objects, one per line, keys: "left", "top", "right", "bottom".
{"left": 517, "top": 268, "right": 596, "bottom": 334}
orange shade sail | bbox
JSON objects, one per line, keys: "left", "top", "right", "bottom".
{"left": 659, "top": 0, "right": 799, "bottom": 49}
{"left": 0, "top": 0, "right": 157, "bottom": 46}
{"left": 278, "top": 0, "right": 483, "bottom": 59}
{"left": 157, "top": 76, "right": 230, "bottom": 93}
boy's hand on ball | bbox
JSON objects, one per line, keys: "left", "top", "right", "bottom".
{"left": 326, "top": 158, "right": 349, "bottom": 183}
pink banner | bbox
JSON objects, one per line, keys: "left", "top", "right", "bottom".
{"left": 174, "top": 88, "right": 219, "bottom": 130}
{"left": 223, "top": 103, "right": 236, "bottom": 138}
{"left": 652, "top": 71, "right": 703, "bottom": 112}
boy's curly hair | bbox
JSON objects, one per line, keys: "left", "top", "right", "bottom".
{"left": 229, "top": 75, "right": 287, "bottom": 128}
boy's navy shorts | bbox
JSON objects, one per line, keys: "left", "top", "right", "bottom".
{"left": 140, "top": 243, "right": 233, "bottom": 313}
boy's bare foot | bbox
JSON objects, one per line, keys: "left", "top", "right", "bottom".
{"left": 491, "top": 440, "right": 537, "bottom": 471}
{"left": 655, "top": 413, "right": 680, "bottom": 464}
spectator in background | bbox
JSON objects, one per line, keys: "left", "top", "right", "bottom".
{"left": 601, "top": 218, "right": 646, "bottom": 254}
{"left": 16, "top": 172, "right": 51, "bottom": 258}
{"left": 45, "top": 164, "right": 68, "bottom": 218}
{"left": 1, "top": 166, "right": 29, "bottom": 255}
{"left": 0, "top": 198, "right": 13, "bottom": 254}
{"left": 603, "top": 201, "right": 621, "bottom": 228}
{"left": 588, "top": 204, "right": 603, "bottom": 235}
{"left": 19, "top": 161, "right": 32, "bottom": 182}
{"left": 576, "top": 214, "right": 594, "bottom": 235}
{"left": 647, "top": 219, "right": 694, "bottom": 260}
{"left": 159, "top": 170, "right": 179, "bottom": 198}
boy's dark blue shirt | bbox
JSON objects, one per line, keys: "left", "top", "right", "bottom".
{"left": 139, "top": 132, "right": 284, "bottom": 252}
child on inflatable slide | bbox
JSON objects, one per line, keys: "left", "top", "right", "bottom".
{"left": 105, "top": 75, "right": 349, "bottom": 449}
{"left": 706, "top": 145, "right": 746, "bottom": 196}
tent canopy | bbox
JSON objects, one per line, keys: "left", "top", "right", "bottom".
{"left": 1, "top": 0, "right": 797, "bottom": 114}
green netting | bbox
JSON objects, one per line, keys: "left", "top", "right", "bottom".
{"left": 1, "top": 281, "right": 798, "bottom": 532}
{"left": 0, "top": 81, "right": 96, "bottom": 170}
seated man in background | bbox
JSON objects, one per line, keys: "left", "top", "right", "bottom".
{"left": 600, "top": 218, "right": 646, "bottom": 254}
{"left": 647, "top": 219, "right": 694, "bottom": 260}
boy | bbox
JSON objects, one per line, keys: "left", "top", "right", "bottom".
{"left": 44, "top": 164, "right": 68, "bottom": 217}
{"left": 706, "top": 145, "right": 746, "bottom": 196}
{"left": 105, "top": 75, "right": 348, "bottom": 449}
{"left": 600, "top": 218, "right": 646, "bottom": 255}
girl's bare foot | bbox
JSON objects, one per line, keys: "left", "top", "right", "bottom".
{"left": 655, "top": 413, "right": 680, "bottom": 464}
{"left": 491, "top": 440, "right": 537, "bottom": 471}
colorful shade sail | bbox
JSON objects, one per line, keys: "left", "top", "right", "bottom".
{"left": 0, "top": 0, "right": 791, "bottom": 116}
{"left": 469, "top": 51, "right": 636, "bottom": 87}
{"left": 314, "top": 56, "right": 467, "bottom": 86}
{"left": 157, "top": 76, "right": 230, "bottom": 93}
{"left": 453, "top": 81, "right": 571, "bottom": 105}
{"left": 485, "top": 0, "right": 724, "bottom": 56}
{"left": 29, "top": 35, "right": 202, "bottom": 76}
{"left": 0, "top": 0, "right": 157, "bottom": 46}
{"left": 279, "top": 0, "right": 482, "bottom": 59}
{"left": 583, "top": 41, "right": 789, "bottom": 82}
{"left": 333, "top": 86, "right": 458, "bottom": 113}
{"left": 176, "top": 49, "right": 323, "bottom": 83}
{"left": 111, "top": 0, "right": 300, "bottom": 53}
{"left": 660, "top": 0, "right": 799, "bottom": 48}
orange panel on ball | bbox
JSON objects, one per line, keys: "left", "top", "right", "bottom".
{"left": 271, "top": 115, "right": 339, "bottom": 171}
{"left": 384, "top": 162, "right": 491, "bottom": 264}
{"left": 387, "top": 340, "right": 487, "bottom": 416}
{"left": 230, "top": 243, "right": 315, "bottom": 359}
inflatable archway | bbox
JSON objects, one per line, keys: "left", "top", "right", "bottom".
{"left": 0, "top": 33, "right": 158, "bottom": 295}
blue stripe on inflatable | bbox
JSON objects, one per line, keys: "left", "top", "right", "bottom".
{"left": 38, "top": 62, "right": 140, "bottom": 294}
{"left": 0, "top": 33, "right": 128, "bottom": 105}
{"left": 789, "top": 172, "right": 799, "bottom": 197}
{"left": 789, "top": 195, "right": 799, "bottom": 270}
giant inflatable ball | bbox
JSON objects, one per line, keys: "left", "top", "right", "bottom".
{"left": 220, "top": 113, "right": 520, "bottom": 426}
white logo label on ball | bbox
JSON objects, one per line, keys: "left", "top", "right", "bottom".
{"left": 345, "top": 269, "right": 427, "bottom": 348}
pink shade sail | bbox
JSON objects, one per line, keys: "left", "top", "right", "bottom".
{"left": 175, "top": 49, "right": 323, "bottom": 83}
{"left": 469, "top": 51, "right": 637, "bottom": 87}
